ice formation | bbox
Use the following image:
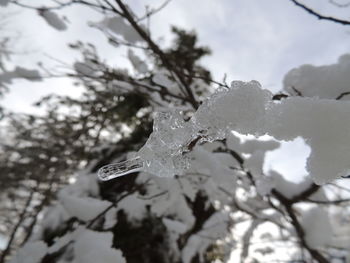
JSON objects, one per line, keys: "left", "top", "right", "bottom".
{"left": 99, "top": 79, "right": 350, "bottom": 185}
{"left": 98, "top": 81, "right": 268, "bottom": 180}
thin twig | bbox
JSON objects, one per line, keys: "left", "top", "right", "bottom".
{"left": 0, "top": 186, "right": 37, "bottom": 263}
{"left": 114, "top": 0, "right": 199, "bottom": 109}
{"left": 290, "top": 0, "right": 350, "bottom": 25}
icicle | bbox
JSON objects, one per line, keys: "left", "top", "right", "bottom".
{"left": 97, "top": 156, "right": 144, "bottom": 180}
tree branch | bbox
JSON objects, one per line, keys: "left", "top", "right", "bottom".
{"left": 114, "top": 0, "right": 199, "bottom": 109}
{"left": 290, "top": 0, "right": 350, "bottom": 25}
{"left": 0, "top": 187, "right": 36, "bottom": 263}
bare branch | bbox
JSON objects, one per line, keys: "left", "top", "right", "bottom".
{"left": 114, "top": 0, "right": 199, "bottom": 109}
{"left": 0, "top": 187, "right": 37, "bottom": 263}
{"left": 137, "top": 0, "right": 172, "bottom": 22}
{"left": 306, "top": 198, "right": 350, "bottom": 204}
{"left": 329, "top": 0, "right": 350, "bottom": 8}
{"left": 290, "top": 0, "right": 350, "bottom": 25}
{"left": 335, "top": 91, "right": 350, "bottom": 100}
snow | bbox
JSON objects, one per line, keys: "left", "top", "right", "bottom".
{"left": 9, "top": 241, "right": 47, "bottom": 263}
{"left": 244, "top": 150, "right": 265, "bottom": 176}
{"left": 74, "top": 229, "right": 126, "bottom": 263}
{"left": 14, "top": 67, "right": 41, "bottom": 80}
{"left": 117, "top": 194, "right": 147, "bottom": 221}
{"left": 201, "top": 80, "right": 270, "bottom": 136}
{"left": 62, "top": 173, "right": 100, "bottom": 197}
{"left": 270, "top": 171, "right": 312, "bottom": 199}
{"left": 42, "top": 204, "right": 70, "bottom": 231}
{"left": 39, "top": 10, "right": 67, "bottom": 31}
{"left": 239, "top": 139, "right": 280, "bottom": 154}
{"left": 265, "top": 96, "right": 350, "bottom": 184}
{"left": 255, "top": 176, "right": 274, "bottom": 196}
{"left": 0, "top": 71, "right": 16, "bottom": 84}
{"left": 74, "top": 61, "right": 99, "bottom": 77}
{"left": 47, "top": 230, "right": 77, "bottom": 254}
{"left": 103, "top": 207, "right": 118, "bottom": 229}
{"left": 162, "top": 218, "right": 187, "bottom": 234}
{"left": 60, "top": 195, "right": 111, "bottom": 222}
{"left": 181, "top": 235, "right": 202, "bottom": 263}
{"left": 181, "top": 212, "right": 230, "bottom": 263}
{"left": 150, "top": 178, "right": 195, "bottom": 228}
{"left": 284, "top": 54, "right": 350, "bottom": 100}
{"left": 127, "top": 49, "right": 148, "bottom": 74}
{"left": 301, "top": 207, "right": 332, "bottom": 249}
{"left": 93, "top": 16, "right": 143, "bottom": 44}
{"left": 0, "top": 67, "right": 41, "bottom": 85}
{"left": 0, "top": 0, "right": 10, "bottom": 7}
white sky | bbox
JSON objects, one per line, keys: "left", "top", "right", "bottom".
{"left": 0, "top": 0, "right": 349, "bottom": 181}
{"left": 1, "top": 0, "right": 349, "bottom": 111}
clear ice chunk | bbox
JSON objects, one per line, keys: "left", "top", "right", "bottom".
{"left": 98, "top": 156, "right": 144, "bottom": 180}
{"left": 98, "top": 80, "right": 271, "bottom": 181}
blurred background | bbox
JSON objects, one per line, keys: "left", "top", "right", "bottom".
{"left": 0, "top": 0, "right": 350, "bottom": 262}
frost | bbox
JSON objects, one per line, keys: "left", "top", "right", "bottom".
{"left": 301, "top": 207, "right": 332, "bottom": 249}
{"left": 9, "top": 241, "right": 47, "bottom": 263}
{"left": 74, "top": 229, "right": 126, "bottom": 263}
{"left": 39, "top": 10, "right": 67, "bottom": 31}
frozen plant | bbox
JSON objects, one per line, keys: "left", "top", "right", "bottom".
{"left": 99, "top": 77, "right": 350, "bottom": 185}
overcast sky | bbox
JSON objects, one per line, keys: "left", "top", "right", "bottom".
{"left": 1, "top": 0, "right": 349, "bottom": 111}
{"left": 1, "top": 0, "right": 349, "bottom": 180}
